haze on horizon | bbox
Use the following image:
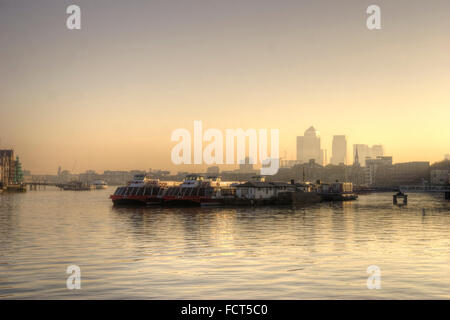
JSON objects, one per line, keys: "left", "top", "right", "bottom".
{"left": 0, "top": 0, "right": 449, "bottom": 174}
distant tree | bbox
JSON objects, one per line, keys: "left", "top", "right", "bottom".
{"left": 14, "top": 156, "right": 24, "bottom": 184}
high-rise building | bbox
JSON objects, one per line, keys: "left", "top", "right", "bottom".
{"left": 353, "top": 144, "right": 370, "bottom": 166}
{"left": 353, "top": 144, "right": 385, "bottom": 166}
{"left": 364, "top": 156, "right": 393, "bottom": 186}
{"left": 297, "top": 126, "right": 323, "bottom": 165}
{"left": 371, "top": 145, "right": 385, "bottom": 158}
{"left": 445, "top": 154, "right": 450, "bottom": 160}
{"left": 330, "top": 135, "right": 347, "bottom": 165}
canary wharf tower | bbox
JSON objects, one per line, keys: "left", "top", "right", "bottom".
{"left": 296, "top": 126, "right": 324, "bottom": 165}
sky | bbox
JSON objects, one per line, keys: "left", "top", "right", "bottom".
{"left": 0, "top": 0, "right": 449, "bottom": 174}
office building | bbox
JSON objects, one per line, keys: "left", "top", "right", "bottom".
{"left": 353, "top": 144, "right": 385, "bottom": 166}
{"left": 330, "top": 135, "right": 347, "bottom": 165}
{"left": 297, "top": 126, "right": 323, "bottom": 165}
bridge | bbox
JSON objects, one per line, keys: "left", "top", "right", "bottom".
{"left": 399, "top": 185, "right": 450, "bottom": 200}
{"left": 26, "top": 182, "right": 61, "bottom": 190}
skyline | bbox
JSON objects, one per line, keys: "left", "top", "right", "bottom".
{"left": 2, "top": 124, "right": 448, "bottom": 175}
{"left": 5, "top": 129, "right": 449, "bottom": 176}
{"left": 1, "top": 0, "right": 450, "bottom": 174}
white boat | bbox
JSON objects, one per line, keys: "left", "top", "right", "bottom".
{"left": 92, "top": 180, "right": 108, "bottom": 189}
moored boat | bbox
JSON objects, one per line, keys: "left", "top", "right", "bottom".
{"left": 61, "top": 181, "right": 94, "bottom": 191}
{"left": 92, "top": 180, "right": 108, "bottom": 189}
{"left": 162, "top": 175, "right": 236, "bottom": 206}
{"left": 5, "top": 184, "right": 27, "bottom": 193}
{"left": 318, "top": 182, "right": 358, "bottom": 201}
{"left": 110, "top": 174, "right": 170, "bottom": 206}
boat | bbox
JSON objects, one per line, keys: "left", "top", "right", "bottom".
{"left": 92, "top": 180, "right": 108, "bottom": 189}
{"left": 110, "top": 174, "right": 171, "bottom": 206}
{"left": 162, "top": 175, "right": 236, "bottom": 206}
{"left": 61, "top": 181, "right": 94, "bottom": 191}
{"left": 318, "top": 182, "right": 358, "bottom": 201}
{"left": 5, "top": 184, "right": 27, "bottom": 193}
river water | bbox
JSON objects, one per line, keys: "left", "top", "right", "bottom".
{"left": 0, "top": 188, "right": 449, "bottom": 299}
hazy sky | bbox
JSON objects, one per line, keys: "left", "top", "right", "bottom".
{"left": 1, "top": 0, "right": 449, "bottom": 174}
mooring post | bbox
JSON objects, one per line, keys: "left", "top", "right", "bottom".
{"left": 393, "top": 194, "right": 397, "bottom": 204}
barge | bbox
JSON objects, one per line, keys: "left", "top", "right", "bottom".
{"left": 318, "top": 182, "right": 358, "bottom": 201}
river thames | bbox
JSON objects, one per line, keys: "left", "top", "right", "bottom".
{"left": 0, "top": 189, "right": 449, "bottom": 299}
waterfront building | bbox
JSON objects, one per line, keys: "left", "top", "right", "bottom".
{"left": 79, "top": 170, "right": 101, "bottom": 183}
{"left": 330, "top": 135, "right": 347, "bottom": 165}
{"left": 393, "top": 162, "right": 430, "bottom": 185}
{"left": 297, "top": 126, "right": 323, "bottom": 165}
{"left": 103, "top": 170, "right": 133, "bottom": 185}
{"left": 446, "top": 154, "right": 450, "bottom": 160}
{"left": 0, "top": 149, "right": 15, "bottom": 187}
{"left": 431, "top": 170, "right": 450, "bottom": 185}
{"left": 364, "top": 156, "right": 393, "bottom": 186}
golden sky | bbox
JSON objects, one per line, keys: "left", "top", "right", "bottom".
{"left": 0, "top": 0, "right": 449, "bottom": 174}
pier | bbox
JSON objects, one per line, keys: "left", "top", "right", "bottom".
{"left": 26, "top": 182, "right": 59, "bottom": 190}
{"left": 397, "top": 185, "right": 450, "bottom": 202}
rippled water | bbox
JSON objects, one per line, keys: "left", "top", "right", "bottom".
{"left": 0, "top": 188, "right": 449, "bottom": 299}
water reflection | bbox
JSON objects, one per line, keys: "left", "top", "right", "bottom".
{"left": 1, "top": 190, "right": 449, "bottom": 299}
